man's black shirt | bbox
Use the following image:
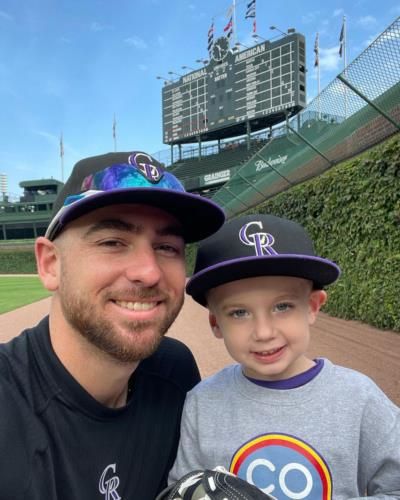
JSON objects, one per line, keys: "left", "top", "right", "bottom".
{"left": 0, "top": 316, "right": 200, "bottom": 499}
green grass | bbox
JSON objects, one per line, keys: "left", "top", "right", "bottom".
{"left": 0, "top": 276, "right": 51, "bottom": 314}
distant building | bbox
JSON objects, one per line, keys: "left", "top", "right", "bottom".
{"left": 0, "top": 179, "right": 63, "bottom": 240}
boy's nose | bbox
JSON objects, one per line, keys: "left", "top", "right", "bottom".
{"left": 252, "top": 317, "right": 275, "bottom": 341}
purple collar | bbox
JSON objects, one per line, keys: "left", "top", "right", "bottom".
{"left": 244, "top": 358, "right": 324, "bottom": 390}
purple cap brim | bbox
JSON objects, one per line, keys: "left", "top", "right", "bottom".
{"left": 186, "top": 254, "right": 341, "bottom": 306}
{"left": 46, "top": 187, "right": 225, "bottom": 243}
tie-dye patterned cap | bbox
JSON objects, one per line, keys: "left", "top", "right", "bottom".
{"left": 45, "top": 151, "right": 225, "bottom": 242}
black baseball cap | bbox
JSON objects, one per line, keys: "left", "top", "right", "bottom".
{"left": 45, "top": 151, "right": 225, "bottom": 243}
{"left": 186, "top": 214, "right": 341, "bottom": 306}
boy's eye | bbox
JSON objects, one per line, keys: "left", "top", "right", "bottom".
{"left": 229, "top": 309, "right": 249, "bottom": 319}
{"left": 273, "top": 302, "right": 293, "bottom": 313}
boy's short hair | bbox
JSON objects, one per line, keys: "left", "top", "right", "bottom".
{"left": 186, "top": 214, "right": 341, "bottom": 306}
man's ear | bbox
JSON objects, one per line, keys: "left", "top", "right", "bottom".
{"left": 308, "top": 289, "right": 327, "bottom": 324}
{"left": 208, "top": 312, "right": 223, "bottom": 339}
{"left": 35, "top": 237, "right": 60, "bottom": 292}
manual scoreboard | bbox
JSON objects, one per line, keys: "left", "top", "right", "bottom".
{"left": 161, "top": 33, "right": 306, "bottom": 145}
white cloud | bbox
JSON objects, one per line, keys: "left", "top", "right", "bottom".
{"left": 357, "top": 15, "right": 376, "bottom": 28}
{"left": 319, "top": 46, "right": 341, "bottom": 71}
{"left": 90, "top": 22, "right": 107, "bottom": 32}
{"left": 0, "top": 10, "right": 12, "bottom": 21}
{"left": 125, "top": 36, "right": 147, "bottom": 49}
{"left": 34, "top": 130, "right": 60, "bottom": 144}
{"left": 301, "top": 11, "right": 319, "bottom": 24}
{"left": 333, "top": 8, "right": 344, "bottom": 17}
{"left": 43, "top": 79, "right": 67, "bottom": 98}
{"left": 364, "top": 32, "right": 381, "bottom": 47}
{"left": 33, "top": 130, "right": 80, "bottom": 158}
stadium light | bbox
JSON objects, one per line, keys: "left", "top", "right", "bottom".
{"left": 168, "top": 70, "right": 183, "bottom": 78}
{"left": 182, "top": 65, "right": 195, "bottom": 71}
{"left": 252, "top": 34, "right": 268, "bottom": 42}
{"left": 196, "top": 58, "right": 209, "bottom": 65}
{"left": 235, "top": 42, "right": 250, "bottom": 49}
{"left": 269, "top": 26, "right": 296, "bottom": 36}
{"left": 156, "top": 75, "right": 172, "bottom": 84}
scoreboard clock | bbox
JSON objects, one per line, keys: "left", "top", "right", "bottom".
{"left": 161, "top": 33, "right": 306, "bottom": 145}
{"left": 212, "top": 36, "right": 230, "bottom": 62}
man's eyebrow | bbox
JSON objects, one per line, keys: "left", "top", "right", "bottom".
{"left": 83, "top": 219, "right": 137, "bottom": 237}
{"left": 83, "top": 218, "right": 184, "bottom": 239}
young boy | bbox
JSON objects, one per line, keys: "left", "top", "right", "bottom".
{"left": 169, "top": 214, "right": 400, "bottom": 499}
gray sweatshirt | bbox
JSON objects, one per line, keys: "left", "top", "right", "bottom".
{"left": 169, "top": 359, "right": 400, "bottom": 499}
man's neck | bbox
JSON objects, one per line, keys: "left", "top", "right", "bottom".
{"left": 48, "top": 303, "right": 139, "bottom": 408}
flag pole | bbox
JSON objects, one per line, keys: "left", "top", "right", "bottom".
{"left": 314, "top": 33, "right": 321, "bottom": 119}
{"left": 59, "top": 133, "right": 64, "bottom": 182}
{"left": 112, "top": 113, "right": 117, "bottom": 152}
{"left": 343, "top": 15, "right": 347, "bottom": 71}
{"left": 233, "top": 0, "right": 237, "bottom": 45}
{"left": 343, "top": 16, "right": 348, "bottom": 118}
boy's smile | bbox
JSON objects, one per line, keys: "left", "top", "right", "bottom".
{"left": 207, "top": 275, "right": 327, "bottom": 381}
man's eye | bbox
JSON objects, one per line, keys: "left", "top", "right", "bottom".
{"left": 98, "top": 239, "right": 124, "bottom": 247}
{"left": 156, "top": 244, "right": 180, "bottom": 255}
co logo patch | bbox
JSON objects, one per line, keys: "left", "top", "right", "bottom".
{"left": 230, "top": 433, "right": 332, "bottom": 499}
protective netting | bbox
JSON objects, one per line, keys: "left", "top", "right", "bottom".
{"left": 213, "top": 17, "right": 400, "bottom": 218}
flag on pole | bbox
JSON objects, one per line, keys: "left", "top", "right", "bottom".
{"left": 224, "top": 16, "right": 233, "bottom": 39}
{"left": 339, "top": 17, "right": 345, "bottom": 57}
{"left": 226, "top": 4, "right": 233, "bottom": 17}
{"left": 314, "top": 32, "right": 319, "bottom": 67}
{"left": 112, "top": 114, "right": 116, "bottom": 140}
{"left": 59, "top": 133, "right": 64, "bottom": 158}
{"left": 207, "top": 20, "right": 214, "bottom": 55}
{"left": 245, "top": 0, "right": 256, "bottom": 33}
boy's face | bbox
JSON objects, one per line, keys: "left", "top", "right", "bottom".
{"left": 207, "top": 275, "right": 327, "bottom": 381}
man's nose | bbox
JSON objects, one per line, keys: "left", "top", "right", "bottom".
{"left": 124, "top": 246, "right": 163, "bottom": 287}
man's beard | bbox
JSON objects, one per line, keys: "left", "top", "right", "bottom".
{"left": 59, "top": 283, "right": 184, "bottom": 363}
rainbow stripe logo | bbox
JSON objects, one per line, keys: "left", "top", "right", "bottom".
{"left": 230, "top": 433, "right": 332, "bottom": 499}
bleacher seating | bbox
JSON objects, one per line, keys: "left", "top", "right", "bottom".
{"left": 169, "top": 137, "right": 267, "bottom": 183}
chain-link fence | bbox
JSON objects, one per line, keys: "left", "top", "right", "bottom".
{"left": 213, "top": 17, "right": 400, "bottom": 218}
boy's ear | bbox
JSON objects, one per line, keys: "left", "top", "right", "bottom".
{"left": 35, "top": 237, "right": 60, "bottom": 292}
{"left": 208, "top": 312, "right": 223, "bottom": 339}
{"left": 308, "top": 289, "right": 327, "bottom": 324}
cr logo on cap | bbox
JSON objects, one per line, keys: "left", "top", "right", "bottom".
{"left": 128, "top": 152, "right": 163, "bottom": 183}
{"left": 239, "top": 221, "right": 278, "bottom": 257}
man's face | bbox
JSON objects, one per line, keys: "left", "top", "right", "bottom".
{"left": 54, "top": 203, "right": 186, "bottom": 363}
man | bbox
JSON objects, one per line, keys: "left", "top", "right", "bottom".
{"left": 0, "top": 151, "right": 225, "bottom": 499}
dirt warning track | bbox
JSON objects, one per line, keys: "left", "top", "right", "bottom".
{"left": 1, "top": 294, "right": 399, "bottom": 406}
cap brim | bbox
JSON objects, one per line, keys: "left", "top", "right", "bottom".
{"left": 186, "top": 255, "right": 340, "bottom": 306}
{"left": 46, "top": 187, "right": 225, "bottom": 243}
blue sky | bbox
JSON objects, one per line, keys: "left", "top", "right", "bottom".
{"left": 1, "top": 0, "right": 399, "bottom": 197}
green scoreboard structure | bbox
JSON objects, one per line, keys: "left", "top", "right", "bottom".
{"left": 161, "top": 32, "right": 306, "bottom": 145}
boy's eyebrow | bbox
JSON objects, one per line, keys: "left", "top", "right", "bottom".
{"left": 83, "top": 218, "right": 184, "bottom": 239}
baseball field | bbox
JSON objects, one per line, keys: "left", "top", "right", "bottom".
{"left": 0, "top": 283, "right": 399, "bottom": 406}
{"left": 0, "top": 276, "right": 50, "bottom": 314}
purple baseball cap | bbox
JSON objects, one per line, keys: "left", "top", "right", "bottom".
{"left": 186, "top": 213, "right": 341, "bottom": 306}
{"left": 45, "top": 151, "right": 225, "bottom": 242}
